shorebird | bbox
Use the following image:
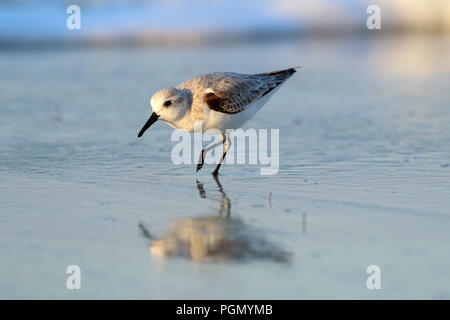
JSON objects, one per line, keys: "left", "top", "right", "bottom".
{"left": 138, "top": 67, "right": 298, "bottom": 175}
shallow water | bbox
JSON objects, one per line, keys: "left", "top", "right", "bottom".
{"left": 1, "top": 35, "right": 450, "bottom": 299}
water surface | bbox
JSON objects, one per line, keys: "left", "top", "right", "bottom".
{"left": 1, "top": 35, "right": 450, "bottom": 299}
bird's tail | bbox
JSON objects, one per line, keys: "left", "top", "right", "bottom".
{"left": 253, "top": 66, "right": 301, "bottom": 77}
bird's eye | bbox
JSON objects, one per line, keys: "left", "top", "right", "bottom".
{"left": 163, "top": 100, "right": 172, "bottom": 107}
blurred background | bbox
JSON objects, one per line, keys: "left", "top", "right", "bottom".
{"left": 1, "top": 0, "right": 450, "bottom": 299}
{"left": 1, "top": 0, "right": 450, "bottom": 45}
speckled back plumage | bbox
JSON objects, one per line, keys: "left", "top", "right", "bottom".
{"left": 177, "top": 67, "right": 297, "bottom": 116}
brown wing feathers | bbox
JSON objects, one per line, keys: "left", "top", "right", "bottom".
{"left": 204, "top": 68, "right": 297, "bottom": 114}
{"left": 204, "top": 92, "right": 231, "bottom": 114}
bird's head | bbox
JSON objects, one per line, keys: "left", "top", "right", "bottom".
{"left": 138, "top": 87, "right": 191, "bottom": 137}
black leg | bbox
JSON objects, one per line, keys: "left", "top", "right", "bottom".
{"left": 212, "top": 151, "right": 227, "bottom": 177}
{"left": 196, "top": 149, "right": 205, "bottom": 172}
{"left": 212, "top": 134, "right": 228, "bottom": 176}
{"left": 196, "top": 136, "right": 225, "bottom": 172}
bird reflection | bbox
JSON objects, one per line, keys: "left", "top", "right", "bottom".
{"left": 139, "top": 176, "right": 292, "bottom": 264}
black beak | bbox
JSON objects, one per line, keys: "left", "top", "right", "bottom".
{"left": 138, "top": 112, "right": 159, "bottom": 137}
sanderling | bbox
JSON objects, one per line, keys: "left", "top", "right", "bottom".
{"left": 138, "top": 67, "right": 299, "bottom": 175}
